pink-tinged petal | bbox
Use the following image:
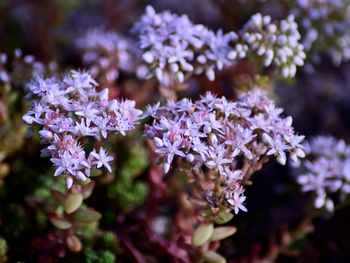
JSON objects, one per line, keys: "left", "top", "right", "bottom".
{"left": 104, "top": 163, "right": 112, "bottom": 173}
{"left": 276, "top": 152, "right": 287, "bottom": 165}
{"left": 54, "top": 167, "right": 65, "bottom": 177}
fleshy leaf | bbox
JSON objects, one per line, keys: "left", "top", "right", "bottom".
{"left": 192, "top": 223, "right": 214, "bottom": 246}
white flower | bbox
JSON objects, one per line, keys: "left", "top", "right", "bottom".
{"left": 145, "top": 89, "right": 304, "bottom": 215}
{"left": 23, "top": 70, "right": 142, "bottom": 188}
{"left": 90, "top": 147, "right": 114, "bottom": 172}
{"left": 206, "top": 146, "right": 232, "bottom": 174}
{"left": 263, "top": 134, "right": 290, "bottom": 165}
{"left": 155, "top": 138, "right": 186, "bottom": 164}
{"left": 227, "top": 187, "right": 248, "bottom": 214}
{"left": 296, "top": 136, "right": 350, "bottom": 212}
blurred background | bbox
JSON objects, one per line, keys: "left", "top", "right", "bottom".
{"left": 1, "top": 0, "right": 350, "bottom": 262}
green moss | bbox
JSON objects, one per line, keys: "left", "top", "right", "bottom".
{"left": 107, "top": 141, "right": 149, "bottom": 210}
{"left": 84, "top": 248, "right": 116, "bottom": 263}
{"left": 102, "top": 232, "right": 118, "bottom": 248}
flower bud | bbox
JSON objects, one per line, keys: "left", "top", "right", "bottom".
{"left": 163, "top": 163, "right": 170, "bottom": 173}
{"left": 154, "top": 137, "right": 163, "bottom": 147}
{"left": 206, "top": 69, "right": 215, "bottom": 81}
{"left": 39, "top": 130, "right": 53, "bottom": 139}
{"left": 65, "top": 176, "right": 73, "bottom": 189}
{"left": 22, "top": 115, "right": 34, "bottom": 124}
{"left": 186, "top": 154, "right": 194, "bottom": 162}
{"left": 142, "top": 52, "right": 154, "bottom": 63}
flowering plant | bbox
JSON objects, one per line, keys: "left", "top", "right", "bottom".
{"left": 141, "top": 88, "right": 305, "bottom": 259}
{"left": 0, "top": 1, "right": 350, "bottom": 262}
{"left": 76, "top": 29, "right": 139, "bottom": 93}
{"left": 297, "top": 136, "right": 350, "bottom": 212}
{"left": 134, "top": 6, "right": 305, "bottom": 88}
{"left": 23, "top": 70, "right": 142, "bottom": 188}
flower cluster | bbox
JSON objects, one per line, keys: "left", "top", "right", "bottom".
{"left": 23, "top": 70, "right": 142, "bottom": 188}
{"left": 292, "top": 0, "right": 350, "bottom": 65}
{"left": 195, "top": 30, "right": 244, "bottom": 82}
{"left": 133, "top": 6, "right": 305, "bottom": 87}
{"left": 0, "top": 49, "right": 55, "bottom": 85}
{"left": 144, "top": 89, "right": 305, "bottom": 214}
{"left": 296, "top": 136, "right": 350, "bottom": 212}
{"left": 76, "top": 29, "right": 137, "bottom": 88}
{"left": 132, "top": 5, "right": 207, "bottom": 86}
{"left": 242, "top": 13, "right": 306, "bottom": 78}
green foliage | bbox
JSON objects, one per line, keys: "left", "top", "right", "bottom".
{"left": 3, "top": 203, "right": 28, "bottom": 237}
{"left": 0, "top": 84, "right": 26, "bottom": 157}
{"left": 84, "top": 248, "right": 116, "bottom": 263}
{"left": 107, "top": 140, "right": 149, "bottom": 210}
{"left": 102, "top": 232, "right": 118, "bottom": 248}
{"left": 0, "top": 237, "right": 8, "bottom": 261}
{"left": 78, "top": 222, "right": 99, "bottom": 243}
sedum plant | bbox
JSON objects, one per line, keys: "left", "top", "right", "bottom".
{"left": 144, "top": 88, "right": 305, "bottom": 260}
{"left": 23, "top": 70, "right": 142, "bottom": 188}
{"left": 76, "top": 29, "right": 139, "bottom": 93}
{"left": 296, "top": 136, "right": 350, "bottom": 212}
{"left": 7, "top": 1, "right": 350, "bottom": 262}
{"left": 292, "top": 0, "right": 350, "bottom": 65}
{"left": 22, "top": 70, "right": 143, "bottom": 255}
{"left": 133, "top": 6, "right": 305, "bottom": 88}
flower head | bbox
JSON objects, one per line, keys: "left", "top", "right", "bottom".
{"left": 296, "top": 136, "right": 350, "bottom": 212}
{"left": 134, "top": 6, "right": 305, "bottom": 87}
{"left": 144, "top": 89, "right": 304, "bottom": 214}
{"left": 23, "top": 70, "right": 142, "bottom": 188}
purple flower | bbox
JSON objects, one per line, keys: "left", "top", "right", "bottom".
{"left": 263, "top": 134, "right": 290, "bottom": 165}
{"left": 155, "top": 138, "right": 186, "bottom": 164}
{"left": 23, "top": 70, "right": 142, "bottom": 188}
{"left": 134, "top": 6, "right": 305, "bottom": 87}
{"left": 144, "top": 89, "right": 304, "bottom": 215}
{"left": 296, "top": 136, "right": 350, "bottom": 212}
{"left": 76, "top": 29, "right": 137, "bottom": 83}
{"left": 206, "top": 144, "right": 232, "bottom": 173}
{"left": 90, "top": 147, "right": 114, "bottom": 172}
{"left": 226, "top": 186, "right": 248, "bottom": 214}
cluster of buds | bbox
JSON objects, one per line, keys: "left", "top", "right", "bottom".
{"left": 242, "top": 13, "right": 306, "bottom": 78}
{"left": 1, "top": 49, "right": 47, "bottom": 123}
{"left": 144, "top": 89, "right": 305, "bottom": 218}
{"left": 195, "top": 30, "right": 246, "bottom": 81}
{"left": 0, "top": 50, "right": 57, "bottom": 187}
{"left": 132, "top": 5, "right": 206, "bottom": 86}
{"left": 0, "top": 49, "right": 56, "bottom": 85}
{"left": 292, "top": 0, "right": 350, "bottom": 65}
{"left": 133, "top": 6, "right": 306, "bottom": 87}
{"left": 23, "top": 70, "right": 142, "bottom": 188}
{"left": 296, "top": 136, "right": 350, "bottom": 212}
{"left": 76, "top": 29, "right": 137, "bottom": 90}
